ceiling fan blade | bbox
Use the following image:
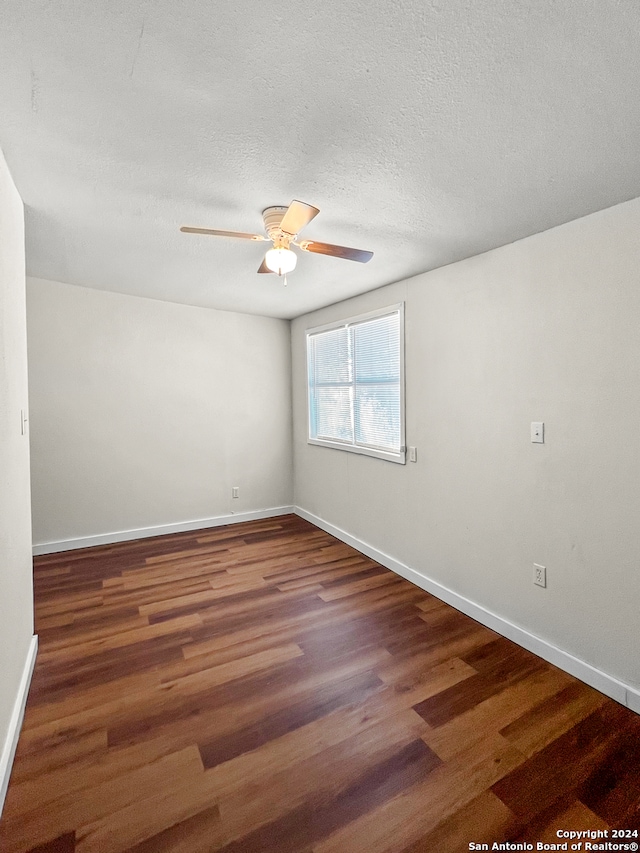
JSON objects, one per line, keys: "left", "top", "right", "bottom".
{"left": 257, "top": 257, "right": 274, "bottom": 274}
{"left": 180, "top": 226, "right": 267, "bottom": 241}
{"left": 279, "top": 200, "right": 320, "bottom": 237}
{"left": 296, "top": 240, "right": 373, "bottom": 263}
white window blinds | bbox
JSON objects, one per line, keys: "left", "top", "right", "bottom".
{"left": 307, "top": 305, "right": 405, "bottom": 463}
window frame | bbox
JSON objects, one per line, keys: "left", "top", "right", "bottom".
{"left": 306, "top": 303, "right": 406, "bottom": 464}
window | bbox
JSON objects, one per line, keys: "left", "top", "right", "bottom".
{"left": 306, "top": 304, "right": 405, "bottom": 463}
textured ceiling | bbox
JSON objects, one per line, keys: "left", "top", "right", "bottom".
{"left": 1, "top": 1, "right": 640, "bottom": 319}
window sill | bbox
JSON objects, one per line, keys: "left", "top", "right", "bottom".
{"left": 307, "top": 438, "right": 406, "bottom": 464}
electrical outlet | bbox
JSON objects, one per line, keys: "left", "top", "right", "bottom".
{"left": 533, "top": 563, "right": 546, "bottom": 588}
{"left": 232, "top": 487, "right": 239, "bottom": 499}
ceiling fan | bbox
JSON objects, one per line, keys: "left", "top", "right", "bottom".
{"left": 180, "top": 200, "right": 373, "bottom": 277}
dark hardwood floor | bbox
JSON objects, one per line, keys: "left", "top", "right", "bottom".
{"left": 1, "top": 514, "right": 639, "bottom": 852}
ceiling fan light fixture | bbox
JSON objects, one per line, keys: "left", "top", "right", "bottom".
{"left": 265, "top": 246, "right": 297, "bottom": 275}
{"left": 181, "top": 200, "right": 373, "bottom": 277}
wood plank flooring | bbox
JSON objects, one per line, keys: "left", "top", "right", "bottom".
{"left": 1, "top": 514, "right": 639, "bottom": 852}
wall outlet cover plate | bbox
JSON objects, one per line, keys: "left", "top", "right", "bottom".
{"left": 534, "top": 563, "right": 547, "bottom": 587}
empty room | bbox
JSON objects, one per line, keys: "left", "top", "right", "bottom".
{"left": 1, "top": 1, "right": 640, "bottom": 851}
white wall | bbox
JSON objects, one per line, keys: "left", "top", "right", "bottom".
{"left": 292, "top": 196, "right": 640, "bottom": 695}
{"left": 0, "top": 151, "right": 35, "bottom": 808}
{"left": 27, "top": 278, "right": 293, "bottom": 547}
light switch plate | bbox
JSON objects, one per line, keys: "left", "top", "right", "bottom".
{"left": 531, "top": 422, "right": 544, "bottom": 443}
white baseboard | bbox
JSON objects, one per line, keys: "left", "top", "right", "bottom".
{"left": 0, "top": 635, "right": 38, "bottom": 817}
{"left": 295, "top": 506, "right": 640, "bottom": 715}
{"left": 32, "top": 506, "right": 295, "bottom": 555}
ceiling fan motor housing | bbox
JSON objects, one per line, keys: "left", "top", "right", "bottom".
{"left": 262, "top": 206, "right": 289, "bottom": 240}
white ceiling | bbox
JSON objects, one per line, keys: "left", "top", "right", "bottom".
{"left": 1, "top": 1, "right": 640, "bottom": 320}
